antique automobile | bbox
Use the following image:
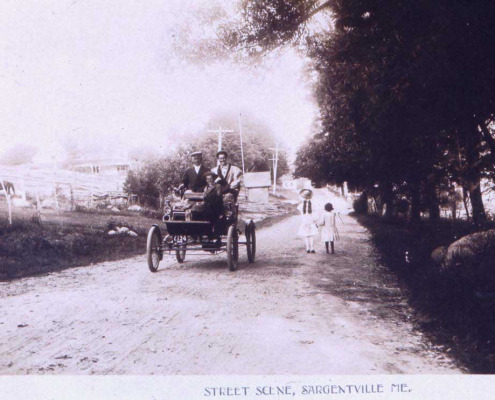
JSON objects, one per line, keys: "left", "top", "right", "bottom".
{"left": 146, "top": 189, "right": 256, "bottom": 272}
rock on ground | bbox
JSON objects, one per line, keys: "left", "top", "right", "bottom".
{"left": 436, "top": 229, "right": 495, "bottom": 289}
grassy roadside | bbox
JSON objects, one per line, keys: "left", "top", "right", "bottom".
{"left": 0, "top": 217, "right": 149, "bottom": 280}
{"left": 357, "top": 214, "right": 495, "bottom": 373}
{"left": 0, "top": 192, "right": 298, "bottom": 281}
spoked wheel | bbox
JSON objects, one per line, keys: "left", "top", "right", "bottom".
{"left": 246, "top": 220, "right": 256, "bottom": 263}
{"left": 147, "top": 225, "right": 162, "bottom": 272}
{"left": 227, "top": 224, "right": 239, "bottom": 271}
{"left": 175, "top": 244, "right": 186, "bottom": 263}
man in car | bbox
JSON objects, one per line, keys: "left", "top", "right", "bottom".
{"left": 211, "top": 150, "right": 243, "bottom": 199}
{"left": 179, "top": 151, "right": 210, "bottom": 193}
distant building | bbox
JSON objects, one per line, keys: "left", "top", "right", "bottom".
{"left": 280, "top": 175, "right": 311, "bottom": 190}
{"left": 243, "top": 171, "right": 271, "bottom": 203}
{"left": 71, "top": 159, "right": 131, "bottom": 176}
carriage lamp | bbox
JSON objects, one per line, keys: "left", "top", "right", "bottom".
{"left": 162, "top": 205, "right": 173, "bottom": 221}
{"left": 164, "top": 235, "right": 174, "bottom": 249}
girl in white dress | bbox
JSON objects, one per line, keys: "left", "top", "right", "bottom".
{"left": 297, "top": 189, "right": 318, "bottom": 253}
{"left": 319, "top": 203, "right": 339, "bottom": 254}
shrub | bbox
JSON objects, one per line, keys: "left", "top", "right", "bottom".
{"left": 140, "top": 208, "right": 163, "bottom": 220}
{"left": 353, "top": 192, "right": 368, "bottom": 214}
{"left": 395, "top": 198, "right": 410, "bottom": 215}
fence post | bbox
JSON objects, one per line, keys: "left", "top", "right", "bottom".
{"left": 53, "top": 183, "right": 60, "bottom": 210}
{"left": 35, "top": 189, "right": 42, "bottom": 225}
{"left": 0, "top": 179, "right": 12, "bottom": 225}
{"left": 21, "top": 178, "right": 27, "bottom": 201}
{"left": 70, "top": 183, "right": 75, "bottom": 210}
{"left": 90, "top": 179, "right": 94, "bottom": 208}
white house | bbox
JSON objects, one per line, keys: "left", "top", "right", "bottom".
{"left": 243, "top": 171, "right": 272, "bottom": 203}
{"left": 280, "top": 175, "right": 311, "bottom": 190}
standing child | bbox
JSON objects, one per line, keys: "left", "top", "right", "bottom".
{"left": 319, "top": 203, "right": 339, "bottom": 254}
{"left": 297, "top": 189, "right": 318, "bottom": 253}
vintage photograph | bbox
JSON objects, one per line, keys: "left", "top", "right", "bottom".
{"left": 1, "top": 0, "right": 495, "bottom": 397}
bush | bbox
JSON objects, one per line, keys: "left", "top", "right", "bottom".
{"left": 353, "top": 192, "right": 368, "bottom": 214}
{"left": 395, "top": 198, "right": 410, "bottom": 215}
{"left": 74, "top": 204, "right": 89, "bottom": 213}
{"left": 140, "top": 208, "right": 163, "bottom": 220}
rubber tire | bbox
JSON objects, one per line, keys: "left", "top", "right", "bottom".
{"left": 176, "top": 244, "right": 186, "bottom": 263}
{"left": 245, "top": 221, "right": 253, "bottom": 263}
{"left": 247, "top": 220, "right": 256, "bottom": 263}
{"left": 147, "top": 225, "right": 162, "bottom": 272}
{"left": 227, "top": 225, "right": 239, "bottom": 271}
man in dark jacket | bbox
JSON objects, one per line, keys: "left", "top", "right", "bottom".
{"left": 179, "top": 151, "right": 210, "bottom": 193}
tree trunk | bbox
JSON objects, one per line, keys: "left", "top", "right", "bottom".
{"left": 469, "top": 181, "right": 486, "bottom": 227}
{"left": 425, "top": 174, "right": 440, "bottom": 223}
{"left": 463, "top": 125, "right": 486, "bottom": 227}
{"left": 478, "top": 120, "right": 495, "bottom": 168}
{"left": 462, "top": 187, "right": 471, "bottom": 221}
{"left": 409, "top": 183, "right": 421, "bottom": 225}
{"left": 360, "top": 191, "right": 368, "bottom": 214}
{"left": 371, "top": 195, "right": 381, "bottom": 215}
{"left": 450, "top": 187, "right": 457, "bottom": 222}
{"left": 381, "top": 181, "right": 394, "bottom": 220}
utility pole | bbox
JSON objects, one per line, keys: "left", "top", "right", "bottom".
{"left": 238, "top": 114, "right": 245, "bottom": 174}
{"left": 208, "top": 126, "right": 235, "bottom": 152}
{"left": 269, "top": 142, "right": 280, "bottom": 194}
{"left": 269, "top": 143, "right": 289, "bottom": 195}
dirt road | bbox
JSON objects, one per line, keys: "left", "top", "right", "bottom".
{"left": 0, "top": 189, "right": 461, "bottom": 374}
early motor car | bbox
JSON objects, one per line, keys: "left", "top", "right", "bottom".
{"left": 146, "top": 190, "right": 256, "bottom": 272}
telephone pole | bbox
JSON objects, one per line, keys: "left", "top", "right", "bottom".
{"left": 238, "top": 114, "right": 246, "bottom": 174}
{"left": 208, "top": 126, "right": 235, "bottom": 152}
{"left": 269, "top": 142, "right": 286, "bottom": 194}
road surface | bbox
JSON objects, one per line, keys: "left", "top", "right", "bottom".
{"left": 0, "top": 189, "right": 461, "bottom": 374}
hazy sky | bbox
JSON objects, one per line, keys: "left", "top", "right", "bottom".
{"left": 0, "top": 0, "right": 317, "bottom": 164}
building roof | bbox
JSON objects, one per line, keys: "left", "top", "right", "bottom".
{"left": 72, "top": 159, "right": 130, "bottom": 168}
{"left": 243, "top": 171, "right": 271, "bottom": 188}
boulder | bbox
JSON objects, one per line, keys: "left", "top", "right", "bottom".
{"left": 128, "top": 205, "right": 142, "bottom": 212}
{"left": 12, "top": 198, "right": 33, "bottom": 208}
{"left": 108, "top": 230, "right": 118, "bottom": 236}
{"left": 431, "top": 246, "right": 448, "bottom": 265}
{"left": 117, "top": 226, "right": 129, "bottom": 234}
{"left": 433, "top": 229, "right": 495, "bottom": 290}
{"left": 442, "top": 229, "right": 495, "bottom": 270}
{"left": 113, "top": 197, "right": 127, "bottom": 205}
{"left": 41, "top": 198, "right": 58, "bottom": 209}
{"left": 128, "top": 231, "right": 138, "bottom": 237}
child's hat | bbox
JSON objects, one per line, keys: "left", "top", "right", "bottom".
{"left": 299, "top": 189, "right": 313, "bottom": 199}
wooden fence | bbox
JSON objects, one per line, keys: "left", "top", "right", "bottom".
{"left": 0, "top": 166, "right": 127, "bottom": 223}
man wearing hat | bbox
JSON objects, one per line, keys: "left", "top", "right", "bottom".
{"left": 180, "top": 151, "right": 211, "bottom": 193}
{"left": 211, "top": 150, "right": 243, "bottom": 198}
